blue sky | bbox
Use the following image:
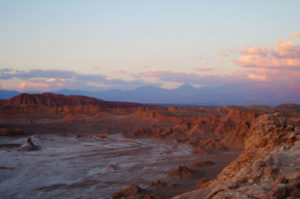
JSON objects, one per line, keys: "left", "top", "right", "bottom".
{"left": 0, "top": 0, "right": 300, "bottom": 94}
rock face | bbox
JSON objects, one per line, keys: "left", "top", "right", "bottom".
{"left": 123, "top": 107, "right": 258, "bottom": 154}
{"left": 168, "top": 166, "right": 194, "bottom": 179}
{"left": 172, "top": 113, "right": 300, "bottom": 199}
{"left": 195, "top": 177, "right": 209, "bottom": 189}
{"left": 112, "top": 184, "right": 152, "bottom": 199}
{"left": 18, "top": 138, "right": 39, "bottom": 151}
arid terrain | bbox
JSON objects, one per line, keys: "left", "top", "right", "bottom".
{"left": 0, "top": 93, "right": 300, "bottom": 199}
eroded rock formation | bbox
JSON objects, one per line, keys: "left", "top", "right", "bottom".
{"left": 168, "top": 166, "right": 194, "bottom": 179}
{"left": 112, "top": 184, "right": 153, "bottom": 199}
{"left": 172, "top": 113, "right": 300, "bottom": 199}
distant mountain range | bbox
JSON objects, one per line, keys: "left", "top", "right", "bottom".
{"left": 0, "top": 83, "right": 299, "bottom": 106}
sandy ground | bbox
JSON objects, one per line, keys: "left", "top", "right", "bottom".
{"left": 0, "top": 134, "right": 238, "bottom": 199}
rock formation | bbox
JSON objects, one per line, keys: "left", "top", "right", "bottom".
{"left": 122, "top": 107, "right": 259, "bottom": 154}
{"left": 18, "top": 137, "right": 39, "bottom": 151}
{"left": 172, "top": 113, "right": 300, "bottom": 199}
{"left": 168, "top": 166, "right": 194, "bottom": 179}
{"left": 112, "top": 184, "right": 153, "bottom": 199}
{"left": 0, "top": 93, "right": 144, "bottom": 115}
{"left": 5, "top": 93, "right": 142, "bottom": 108}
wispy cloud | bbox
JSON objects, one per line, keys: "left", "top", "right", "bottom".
{"left": 194, "top": 67, "right": 213, "bottom": 72}
{"left": 0, "top": 69, "right": 77, "bottom": 80}
{"left": 289, "top": 32, "right": 300, "bottom": 40}
{"left": 238, "top": 47, "right": 269, "bottom": 56}
{"left": 219, "top": 52, "right": 229, "bottom": 57}
{"left": 114, "top": 70, "right": 127, "bottom": 74}
{"left": 141, "top": 70, "right": 263, "bottom": 86}
{"left": 248, "top": 74, "right": 266, "bottom": 81}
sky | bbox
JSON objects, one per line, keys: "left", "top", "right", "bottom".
{"left": 0, "top": 0, "right": 300, "bottom": 100}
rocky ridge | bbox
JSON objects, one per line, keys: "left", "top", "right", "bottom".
{"left": 4, "top": 93, "right": 142, "bottom": 108}
{"left": 172, "top": 113, "right": 300, "bottom": 199}
{"left": 123, "top": 109, "right": 258, "bottom": 153}
{"left": 0, "top": 93, "right": 143, "bottom": 115}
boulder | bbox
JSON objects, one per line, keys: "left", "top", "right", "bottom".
{"left": 18, "top": 138, "right": 39, "bottom": 151}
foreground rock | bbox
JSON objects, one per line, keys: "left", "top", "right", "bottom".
{"left": 168, "top": 166, "right": 194, "bottom": 179}
{"left": 18, "top": 138, "right": 39, "bottom": 151}
{"left": 172, "top": 113, "right": 300, "bottom": 199}
{"left": 112, "top": 184, "right": 153, "bottom": 199}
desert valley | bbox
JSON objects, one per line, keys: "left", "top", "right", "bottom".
{"left": 0, "top": 93, "right": 299, "bottom": 199}
{"left": 1, "top": 2, "right": 300, "bottom": 198}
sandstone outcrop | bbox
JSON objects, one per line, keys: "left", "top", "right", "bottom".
{"left": 121, "top": 107, "right": 258, "bottom": 154}
{"left": 168, "top": 166, "right": 194, "bottom": 179}
{"left": 172, "top": 113, "right": 300, "bottom": 199}
{"left": 195, "top": 177, "right": 209, "bottom": 189}
{"left": 112, "top": 184, "right": 153, "bottom": 199}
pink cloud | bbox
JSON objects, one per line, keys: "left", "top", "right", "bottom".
{"left": 105, "top": 77, "right": 113, "bottom": 80}
{"left": 273, "top": 40, "right": 300, "bottom": 58}
{"left": 248, "top": 74, "right": 267, "bottom": 81}
{"left": 18, "top": 82, "right": 26, "bottom": 90}
{"left": 56, "top": 82, "right": 64, "bottom": 87}
{"left": 219, "top": 52, "right": 229, "bottom": 57}
{"left": 289, "top": 32, "right": 300, "bottom": 40}
{"left": 114, "top": 70, "right": 126, "bottom": 74}
{"left": 236, "top": 39, "right": 300, "bottom": 69}
{"left": 194, "top": 67, "right": 213, "bottom": 72}
{"left": 17, "top": 82, "right": 50, "bottom": 91}
{"left": 141, "top": 66, "right": 300, "bottom": 86}
{"left": 93, "top": 66, "right": 101, "bottom": 70}
{"left": 141, "top": 70, "right": 257, "bottom": 86}
{"left": 142, "top": 70, "right": 165, "bottom": 78}
{"left": 46, "top": 78, "right": 57, "bottom": 82}
{"left": 239, "top": 47, "right": 269, "bottom": 56}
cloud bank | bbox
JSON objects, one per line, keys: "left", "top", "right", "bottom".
{"left": 0, "top": 69, "right": 147, "bottom": 91}
{"left": 236, "top": 40, "right": 300, "bottom": 70}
